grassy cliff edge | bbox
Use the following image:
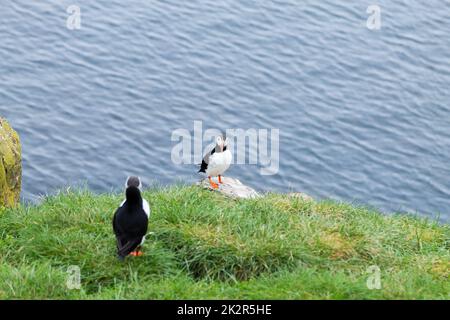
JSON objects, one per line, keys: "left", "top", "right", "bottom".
{"left": 0, "top": 186, "right": 448, "bottom": 299}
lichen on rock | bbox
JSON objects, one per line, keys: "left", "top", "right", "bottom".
{"left": 0, "top": 118, "right": 22, "bottom": 207}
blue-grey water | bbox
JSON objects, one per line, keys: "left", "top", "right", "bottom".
{"left": 1, "top": 1, "right": 449, "bottom": 222}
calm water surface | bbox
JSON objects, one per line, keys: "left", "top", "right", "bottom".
{"left": 1, "top": 1, "right": 449, "bottom": 222}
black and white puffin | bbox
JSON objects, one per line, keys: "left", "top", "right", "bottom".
{"left": 112, "top": 176, "right": 150, "bottom": 260}
{"left": 198, "top": 134, "right": 232, "bottom": 189}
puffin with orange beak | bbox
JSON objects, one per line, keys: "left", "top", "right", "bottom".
{"left": 199, "top": 134, "right": 232, "bottom": 189}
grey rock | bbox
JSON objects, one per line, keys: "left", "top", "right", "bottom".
{"left": 198, "top": 176, "right": 260, "bottom": 199}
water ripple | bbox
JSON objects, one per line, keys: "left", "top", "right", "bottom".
{"left": 0, "top": 1, "right": 449, "bottom": 222}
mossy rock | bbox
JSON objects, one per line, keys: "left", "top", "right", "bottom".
{"left": 0, "top": 118, "right": 21, "bottom": 207}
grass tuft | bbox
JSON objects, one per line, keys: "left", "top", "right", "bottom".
{"left": 0, "top": 186, "right": 448, "bottom": 299}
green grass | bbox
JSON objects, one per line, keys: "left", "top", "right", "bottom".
{"left": 0, "top": 185, "right": 448, "bottom": 299}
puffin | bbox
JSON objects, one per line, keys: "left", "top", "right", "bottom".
{"left": 112, "top": 176, "right": 150, "bottom": 261}
{"left": 198, "top": 134, "right": 232, "bottom": 189}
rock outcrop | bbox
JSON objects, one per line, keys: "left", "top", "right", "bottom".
{"left": 198, "top": 176, "right": 260, "bottom": 199}
{"left": 198, "top": 176, "right": 315, "bottom": 202}
{"left": 0, "top": 118, "right": 21, "bottom": 207}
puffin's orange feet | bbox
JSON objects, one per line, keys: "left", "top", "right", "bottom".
{"left": 129, "top": 251, "right": 143, "bottom": 257}
{"left": 210, "top": 182, "right": 219, "bottom": 189}
{"left": 218, "top": 175, "right": 223, "bottom": 184}
{"left": 208, "top": 177, "right": 219, "bottom": 189}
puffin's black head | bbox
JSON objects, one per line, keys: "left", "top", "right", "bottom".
{"left": 125, "top": 176, "right": 142, "bottom": 206}
{"left": 215, "top": 134, "right": 229, "bottom": 153}
{"left": 126, "top": 176, "right": 142, "bottom": 189}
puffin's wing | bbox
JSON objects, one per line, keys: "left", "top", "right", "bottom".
{"left": 112, "top": 208, "right": 120, "bottom": 236}
{"left": 115, "top": 215, "right": 148, "bottom": 259}
{"left": 198, "top": 147, "right": 216, "bottom": 173}
{"left": 113, "top": 207, "right": 127, "bottom": 251}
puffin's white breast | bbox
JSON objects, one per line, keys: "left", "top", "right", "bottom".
{"left": 142, "top": 199, "right": 151, "bottom": 218}
{"left": 206, "top": 150, "right": 232, "bottom": 177}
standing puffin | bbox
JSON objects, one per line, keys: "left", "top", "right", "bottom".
{"left": 199, "top": 134, "right": 232, "bottom": 189}
{"left": 112, "top": 176, "right": 150, "bottom": 261}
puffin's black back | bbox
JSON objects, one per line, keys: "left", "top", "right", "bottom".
{"left": 112, "top": 186, "right": 148, "bottom": 260}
